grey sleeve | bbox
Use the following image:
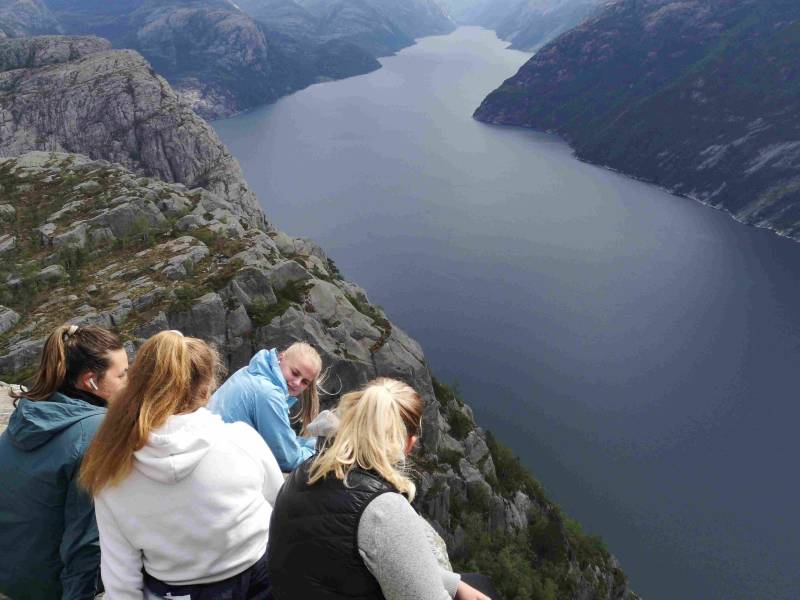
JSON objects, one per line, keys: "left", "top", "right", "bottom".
{"left": 357, "top": 492, "right": 461, "bottom": 600}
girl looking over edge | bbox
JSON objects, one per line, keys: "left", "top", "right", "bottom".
{"left": 209, "top": 341, "right": 324, "bottom": 471}
{"left": 79, "top": 330, "right": 284, "bottom": 600}
{"left": 0, "top": 324, "right": 128, "bottom": 600}
{"left": 267, "top": 377, "right": 495, "bottom": 600}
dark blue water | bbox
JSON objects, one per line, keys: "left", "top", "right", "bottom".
{"left": 214, "top": 27, "right": 800, "bottom": 600}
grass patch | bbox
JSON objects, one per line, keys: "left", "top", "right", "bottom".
{"left": 345, "top": 293, "right": 391, "bottom": 353}
{"left": 247, "top": 280, "right": 311, "bottom": 327}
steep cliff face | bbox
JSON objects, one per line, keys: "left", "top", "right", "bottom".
{"left": 0, "top": 1, "right": 452, "bottom": 118}
{"left": 0, "top": 0, "right": 61, "bottom": 38}
{"left": 3, "top": 0, "right": 379, "bottom": 118}
{"left": 0, "top": 151, "right": 638, "bottom": 600}
{"left": 0, "top": 36, "right": 264, "bottom": 227}
{"left": 474, "top": 0, "right": 800, "bottom": 241}
{"left": 0, "top": 35, "right": 638, "bottom": 600}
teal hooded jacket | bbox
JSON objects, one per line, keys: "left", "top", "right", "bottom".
{"left": 0, "top": 392, "right": 106, "bottom": 600}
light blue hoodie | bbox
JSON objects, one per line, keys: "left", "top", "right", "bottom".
{"left": 209, "top": 349, "right": 316, "bottom": 471}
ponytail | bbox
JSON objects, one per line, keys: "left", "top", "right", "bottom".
{"left": 80, "top": 331, "right": 223, "bottom": 495}
{"left": 12, "top": 324, "right": 122, "bottom": 404}
{"left": 307, "top": 378, "right": 423, "bottom": 500}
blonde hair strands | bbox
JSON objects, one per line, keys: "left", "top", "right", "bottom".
{"left": 283, "top": 341, "right": 325, "bottom": 435}
{"left": 80, "top": 331, "right": 224, "bottom": 495}
{"left": 307, "top": 378, "right": 423, "bottom": 501}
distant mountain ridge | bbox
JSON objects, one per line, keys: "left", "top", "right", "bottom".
{"left": 442, "top": 0, "right": 602, "bottom": 50}
{"left": 236, "top": 0, "right": 455, "bottom": 56}
{"left": 475, "top": 0, "right": 800, "bottom": 241}
{"left": 0, "top": 0, "right": 456, "bottom": 118}
{"left": 0, "top": 0, "right": 61, "bottom": 38}
{"left": 0, "top": 0, "right": 383, "bottom": 118}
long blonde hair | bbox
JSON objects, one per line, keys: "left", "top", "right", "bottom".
{"left": 12, "top": 324, "right": 122, "bottom": 404}
{"left": 283, "top": 342, "right": 325, "bottom": 436}
{"left": 80, "top": 331, "right": 223, "bottom": 495}
{"left": 307, "top": 378, "right": 423, "bottom": 500}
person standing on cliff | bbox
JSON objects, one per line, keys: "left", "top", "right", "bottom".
{"left": 208, "top": 342, "right": 325, "bottom": 471}
{"left": 0, "top": 324, "right": 128, "bottom": 600}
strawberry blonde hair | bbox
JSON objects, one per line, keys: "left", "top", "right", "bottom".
{"left": 80, "top": 331, "right": 223, "bottom": 495}
{"left": 307, "top": 378, "right": 423, "bottom": 500}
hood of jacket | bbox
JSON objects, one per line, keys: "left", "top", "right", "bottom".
{"left": 246, "top": 348, "right": 298, "bottom": 407}
{"left": 7, "top": 392, "right": 107, "bottom": 451}
{"left": 133, "top": 407, "right": 226, "bottom": 484}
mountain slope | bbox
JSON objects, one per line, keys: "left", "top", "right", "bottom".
{"left": 239, "top": 0, "right": 455, "bottom": 57}
{"left": 6, "top": 0, "right": 379, "bottom": 118}
{"left": 475, "top": 0, "right": 800, "bottom": 240}
{"left": 0, "top": 35, "right": 264, "bottom": 226}
{"left": 0, "top": 35, "right": 638, "bottom": 600}
{"left": 442, "top": 0, "right": 601, "bottom": 51}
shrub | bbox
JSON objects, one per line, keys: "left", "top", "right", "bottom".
{"left": 486, "top": 430, "right": 546, "bottom": 502}
{"left": 170, "top": 285, "right": 200, "bottom": 312}
{"left": 448, "top": 407, "right": 473, "bottom": 440}
{"left": 247, "top": 297, "right": 289, "bottom": 327}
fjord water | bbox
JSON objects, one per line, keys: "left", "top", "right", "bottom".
{"left": 214, "top": 27, "right": 800, "bottom": 600}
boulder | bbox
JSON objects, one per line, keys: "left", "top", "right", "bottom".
{"left": 0, "top": 234, "right": 14, "bottom": 253}
{"left": 53, "top": 222, "right": 89, "bottom": 249}
{"left": 0, "top": 306, "right": 20, "bottom": 336}
{"left": 36, "top": 264, "right": 65, "bottom": 283}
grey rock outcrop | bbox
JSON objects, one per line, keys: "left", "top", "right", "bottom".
{"left": 0, "top": 306, "right": 18, "bottom": 335}
{"left": 0, "top": 37, "right": 265, "bottom": 229}
{"left": 0, "top": 35, "right": 108, "bottom": 71}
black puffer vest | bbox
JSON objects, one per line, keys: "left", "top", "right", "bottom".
{"left": 267, "top": 459, "right": 397, "bottom": 600}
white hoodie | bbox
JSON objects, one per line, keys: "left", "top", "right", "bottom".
{"left": 95, "top": 407, "right": 284, "bottom": 600}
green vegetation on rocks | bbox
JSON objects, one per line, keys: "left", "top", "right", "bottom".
{"left": 428, "top": 380, "right": 634, "bottom": 600}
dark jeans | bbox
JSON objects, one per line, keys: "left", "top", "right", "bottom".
{"left": 461, "top": 572, "right": 503, "bottom": 600}
{"left": 144, "top": 552, "right": 271, "bottom": 600}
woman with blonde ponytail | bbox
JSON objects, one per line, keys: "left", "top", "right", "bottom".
{"left": 0, "top": 324, "right": 127, "bottom": 600}
{"left": 80, "top": 331, "right": 283, "bottom": 600}
{"left": 267, "top": 378, "right": 494, "bottom": 600}
{"left": 209, "top": 341, "right": 325, "bottom": 471}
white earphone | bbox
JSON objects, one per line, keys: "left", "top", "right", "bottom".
{"left": 88, "top": 378, "right": 99, "bottom": 391}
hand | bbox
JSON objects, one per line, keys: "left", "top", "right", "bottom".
{"left": 455, "top": 580, "right": 491, "bottom": 600}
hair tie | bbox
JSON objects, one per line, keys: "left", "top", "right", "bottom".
{"left": 63, "top": 325, "right": 79, "bottom": 340}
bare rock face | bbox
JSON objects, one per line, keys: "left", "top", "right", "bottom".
{"left": 0, "top": 37, "right": 265, "bottom": 229}
{"left": 0, "top": 34, "right": 108, "bottom": 71}
{"left": 30, "top": 1, "right": 379, "bottom": 120}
